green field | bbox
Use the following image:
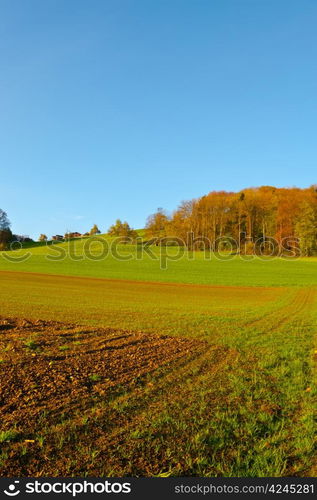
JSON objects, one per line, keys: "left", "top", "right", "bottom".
{"left": 0, "top": 237, "right": 317, "bottom": 476}
{"left": 1, "top": 235, "right": 317, "bottom": 287}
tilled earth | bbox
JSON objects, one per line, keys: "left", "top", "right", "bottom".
{"left": 0, "top": 316, "right": 204, "bottom": 476}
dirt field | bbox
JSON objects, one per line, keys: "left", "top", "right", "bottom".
{"left": 0, "top": 316, "right": 204, "bottom": 476}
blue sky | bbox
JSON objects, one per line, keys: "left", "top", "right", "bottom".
{"left": 1, "top": 0, "right": 316, "bottom": 238}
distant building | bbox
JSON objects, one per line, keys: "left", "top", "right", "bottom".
{"left": 64, "top": 232, "right": 82, "bottom": 239}
{"left": 52, "top": 235, "right": 64, "bottom": 241}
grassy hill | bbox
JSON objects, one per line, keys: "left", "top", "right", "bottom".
{"left": 1, "top": 234, "right": 317, "bottom": 287}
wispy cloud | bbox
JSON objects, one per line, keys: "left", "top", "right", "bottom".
{"left": 71, "top": 215, "right": 85, "bottom": 221}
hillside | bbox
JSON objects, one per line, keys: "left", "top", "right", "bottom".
{"left": 1, "top": 234, "right": 317, "bottom": 287}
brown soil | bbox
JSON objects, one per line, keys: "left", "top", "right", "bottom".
{"left": 0, "top": 316, "right": 208, "bottom": 476}
{"left": 0, "top": 316, "right": 202, "bottom": 432}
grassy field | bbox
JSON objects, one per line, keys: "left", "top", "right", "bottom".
{"left": 0, "top": 235, "right": 317, "bottom": 287}
{"left": 0, "top": 238, "right": 317, "bottom": 476}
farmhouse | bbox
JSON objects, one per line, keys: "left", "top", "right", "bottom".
{"left": 52, "top": 235, "right": 64, "bottom": 241}
{"left": 64, "top": 232, "right": 82, "bottom": 239}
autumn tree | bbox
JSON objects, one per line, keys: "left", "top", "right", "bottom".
{"left": 295, "top": 201, "right": 317, "bottom": 256}
{"left": 145, "top": 209, "right": 170, "bottom": 241}
{"left": 147, "top": 186, "right": 317, "bottom": 256}
{"left": 171, "top": 200, "right": 195, "bottom": 244}
{"left": 0, "top": 229, "right": 12, "bottom": 250}
{"left": 89, "top": 224, "right": 101, "bottom": 236}
{"left": 107, "top": 219, "right": 137, "bottom": 241}
{"left": 38, "top": 234, "right": 47, "bottom": 242}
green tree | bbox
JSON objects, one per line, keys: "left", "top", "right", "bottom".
{"left": 0, "top": 209, "right": 10, "bottom": 231}
{"left": 0, "top": 209, "right": 11, "bottom": 250}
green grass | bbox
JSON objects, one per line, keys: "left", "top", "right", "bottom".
{"left": 0, "top": 270, "right": 291, "bottom": 337}
{"left": 0, "top": 235, "right": 317, "bottom": 287}
{"left": 23, "top": 338, "right": 39, "bottom": 350}
{"left": 0, "top": 429, "right": 20, "bottom": 443}
{"left": 96, "top": 289, "right": 317, "bottom": 477}
{"left": 88, "top": 374, "right": 102, "bottom": 383}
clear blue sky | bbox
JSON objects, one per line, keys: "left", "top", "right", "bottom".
{"left": 1, "top": 0, "right": 316, "bottom": 238}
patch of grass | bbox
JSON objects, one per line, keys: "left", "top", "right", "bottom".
{"left": 0, "top": 429, "right": 20, "bottom": 443}
{"left": 0, "top": 451, "right": 9, "bottom": 467}
{"left": 23, "top": 338, "right": 39, "bottom": 350}
{"left": 59, "top": 345, "right": 70, "bottom": 351}
{"left": 88, "top": 374, "right": 102, "bottom": 383}
{"left": 37, "top": 435, "right": 45, "bottom": 447}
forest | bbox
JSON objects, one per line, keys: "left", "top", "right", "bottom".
{"left": 145, "top": 186, "right": 317, "bottom": 256}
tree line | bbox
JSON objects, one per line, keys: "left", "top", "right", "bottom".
{"left": 145, "top": 186, "right": 317, "bottom": 256}
{"left": 1, "top": 185, "right": 317, "bottom": 256}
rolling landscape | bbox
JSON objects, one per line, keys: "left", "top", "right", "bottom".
{"left": 0, "top": 230, "right": 317, "bottom": 476}
{"left": 1, "top": 0, "right": 317, "bottom": 485}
